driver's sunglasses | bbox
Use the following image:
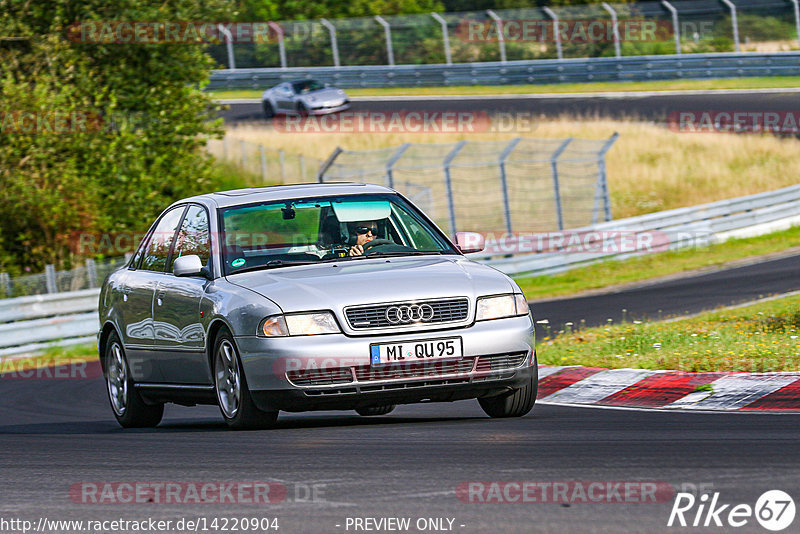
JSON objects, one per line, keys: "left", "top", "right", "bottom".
{"left": 355, "top": 225, "right": 378, "bottom": 235}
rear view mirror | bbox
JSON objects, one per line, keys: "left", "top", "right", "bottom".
{"left": 454, "top": 232, "right": 485, "bottom": 254}
{"left": 173, "top": 255, "right": 205, "bottom": 277}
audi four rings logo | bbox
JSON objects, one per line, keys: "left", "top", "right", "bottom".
{"left": 385, "top": 304, "right": 435, "bottom": 324}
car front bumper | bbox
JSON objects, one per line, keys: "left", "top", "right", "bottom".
{"left": 234, "top": 315, "right": 535, "bottom": 412}
{"left": 307, "top": 101, "right": 350, "bottom": 115}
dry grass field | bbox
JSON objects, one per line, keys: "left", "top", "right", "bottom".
{"left": 223, "top": 118, "right": 800, "bottom": 219}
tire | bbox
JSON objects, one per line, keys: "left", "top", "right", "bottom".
{"left": 262, "top": 100, "right": 275, "bottom": 119}
{"left": 213, "top": 328, "right": 278, "bottom": 430}
{"left": 478, "top": 360, "right": 538, "bottom": 418}
{"left": 356, "top": 405, "right": 396, "bottom": 416}
{"left": 104, "top": 332, "right": 164, "bottom": 428}
{"left": 296, "top": 102, "right": 309, "bottom": 117}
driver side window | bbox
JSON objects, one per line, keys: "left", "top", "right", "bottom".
{"left": 140, "top": 206, "right": 186, "bottom": 272}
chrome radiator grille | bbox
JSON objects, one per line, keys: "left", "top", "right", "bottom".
{"left": 345, "top": 298, "right": 469, "bottom": 330}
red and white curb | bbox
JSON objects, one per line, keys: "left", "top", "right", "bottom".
{"left": 537, "top": 366, "right": 800, "bottom": 411}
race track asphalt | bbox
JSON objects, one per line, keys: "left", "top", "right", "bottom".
{"left": 1, "top": 374, "right": 799, "bottom": 533}
{"left": 220, "top": 90, "right": 800, "bottom": 125}
{"left": 530, "top": 252, "right": 800, "bottom": 330}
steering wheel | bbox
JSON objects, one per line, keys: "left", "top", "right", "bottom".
{"left": 361, "top": 238, "right": 394, "bottom": 252}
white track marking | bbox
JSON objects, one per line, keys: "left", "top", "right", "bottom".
{"left": 673, "top": 374, "right": 800, "bottom": 410}
{"left": 537, "top": 365, "right": 576, "bottom": 380}
{"left": 540, "top": 368, "right": 662, "bottom": 404}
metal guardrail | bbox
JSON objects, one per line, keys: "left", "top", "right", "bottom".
{"left": 1, "top": 185, "right": 798, "bottom": 356}
{"left": 207, "top": 52, "right": 800, "bottom": 90}
{"left": 0, "top": 289, "right": 100, "bottom": 357}
{"left": 476, "top": 184, "right": 800, "bottom": 276}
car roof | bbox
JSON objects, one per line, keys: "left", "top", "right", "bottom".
{"left": 177, "top": 182, "right": 395, "bottom": 209}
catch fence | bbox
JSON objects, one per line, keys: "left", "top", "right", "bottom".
{"left": 318, "top": 135, "right": 618, "bottom": 235}
{"left": 207, "top": 137, "right": 323, "bottom": 184}
{"left": 208, "top": 0, "right": 800, "bottom": 70}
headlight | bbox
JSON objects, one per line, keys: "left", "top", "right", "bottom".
{"left": 476, "top": 294, "right": 529, "bottom": 321}
{"left": 259, "top": 312, "right": 341, "bottom": 336}
{"left": 286, "top": 312, "right": 340, "bottom": 335}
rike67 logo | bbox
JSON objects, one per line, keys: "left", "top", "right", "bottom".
{"left": 668, "top": 490, "right": 795, "bottom": 531}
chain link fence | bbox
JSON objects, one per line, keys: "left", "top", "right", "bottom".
{"left": 318, "top": 135, "right": 618, "bottom": 235}
{"left": 0, "top": 258, "right": 128, "bottom": 299}
{"left": 207, "top": 137, "right": 323, "bottom": 184}
{"left": 209, "top": 0, "right": 800, "bottom": 70}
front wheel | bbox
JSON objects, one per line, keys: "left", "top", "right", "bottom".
{"left": 105, "top": 332, "right": 164, "bottom": 428}
{"left": 478, "top": 365, "right": 537, "bottom": 419}
{"left": 263, "top": 100, "right": 275, "bottom": 118}
{"left": 213, "top": 328, "right": 278, "bottom": 430}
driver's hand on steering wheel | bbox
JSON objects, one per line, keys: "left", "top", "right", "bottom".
{"left": 348, "top": 244, "right": 364, "bottom": 256}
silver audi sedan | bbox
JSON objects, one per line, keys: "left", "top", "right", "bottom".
{"left": 99, "top": 183, "right": 536, "bottom": 429}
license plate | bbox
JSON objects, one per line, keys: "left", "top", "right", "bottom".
{"left": 370, "top": 338, "right": 463, "bottom": 365}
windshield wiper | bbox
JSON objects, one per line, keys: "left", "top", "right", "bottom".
{"left": 364, "top": 251, "right": 447, "bottom": 258}
{"left": 228, "top": 259, "right": 318, "bottom": 275}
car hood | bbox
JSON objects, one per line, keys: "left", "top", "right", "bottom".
{"left": 226, "top": 256, "right": 513, "bottom": 315}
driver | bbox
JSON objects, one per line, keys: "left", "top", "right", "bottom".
{"left": 348, "top": 221, "right": 379, "bottom": 256}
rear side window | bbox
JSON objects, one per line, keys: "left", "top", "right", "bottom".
{"left": 169, "top": 205, "right": 211, "bottom": 271}
{"left": 140, "top": 206, "right": 185, "bottom": 272}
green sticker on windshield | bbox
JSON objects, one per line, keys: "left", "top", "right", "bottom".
{"left": 232, "top": 258, "right": 245, "bottom": 267}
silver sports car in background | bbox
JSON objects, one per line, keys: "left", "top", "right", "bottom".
{"left": 261, "top": 79, "right": 349, "bottom": 117}
{"left": 99, "top": 183, "right": 536, "bottom": 429}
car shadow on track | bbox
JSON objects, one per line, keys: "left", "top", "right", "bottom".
{"left": 0, "top": 414, "right": 498, "bottom": 435}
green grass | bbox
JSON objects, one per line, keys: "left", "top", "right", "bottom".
{"left": 514, "top": 225, "right": 800, "bottom": 301}
{"left": 207, "top": 76, "right": 800, "bottom": 100}
{"left": 538, "top": 293, "right": 800, "bottom": 372}
{"left": 0, "top": 343, "right": 99, "bottom": 375}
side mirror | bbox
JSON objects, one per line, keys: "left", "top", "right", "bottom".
{"left": 173, "top": 255, "right": 206, "bottom": 277}
{"left": 454, "top": 232, "right": 485, "bottom": 254}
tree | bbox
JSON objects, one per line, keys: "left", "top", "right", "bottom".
{"left": 0, "top": 0, "right": 229, "bottom": 273}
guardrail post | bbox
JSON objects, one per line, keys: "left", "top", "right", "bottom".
{"left": 601, "top": 3, "right": 622, "bottom": 58}
{"left": 279, "top": 149, "right": 286, "bottom": 182}
{"left": 661, "top": 0, "right": 681, "bottom": 54}
{"left": 320, "top": 19, "right": 341, "bottom": 67}
{"left": 259, "top": 145, "right": 267, "bottom": 182}
{"left": 431, "top": 13, "right": 452, "bottom": 65}
{"left": 792, "top": 0, "right": 800, "bottom": 49}
{"left": 486, "top": 10, "right": 507, "bottom": 63}
{"left": 720, "top": 0, "right": 740, "bottom": 52}
{"left": 442, "top": 141, "right": 466, "bottom": 235}
{"left": 45, "top": 264, "right": 57, "bottom": 294}
{"left": 268, "top": 22, "right": 287, "bottom": 68}
{"left": 374, "top": 16, "right": 395, "bottom": 66}
{"left": 316, "top": 147, "right": 344, "bottom": 182}
{"left": 594, "top": 132, "right": 619, "bottom": 224}
{"left": 386, "top": 143, "right": 411, "bottom": 188}
{"left": 217, "top": 24, "right": 236, "bottom": 70}
{"left": 0, "top": 272, "right": 10, "bottom": 297}
{"left": 542, "top": 7, "right": 563, "bottom": 60}
{"left": 240, "top": 140, "right": 247, "bottom": 169}
{"left": 550, "top": 138, "right": 573, "bottom": 231}
{"left": 86, "top": 259, "right": 97, "bottom": 288}
{"left": 498, "top": 138, "right": 522, "bottom": 234}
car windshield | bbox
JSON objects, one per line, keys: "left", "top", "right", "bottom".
{"left": 220, "top": 194, "right": 457, "bottom": 275}
{"left": 291, "top": 80, "right": 324, "bottom": 94}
